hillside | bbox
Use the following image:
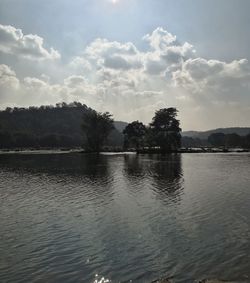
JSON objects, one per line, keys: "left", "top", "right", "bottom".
{"left": 182, "top": 127, "right": 250, "bottom": 139}
{"left": 0, "top": 102, "right": 126, "bottom": 148}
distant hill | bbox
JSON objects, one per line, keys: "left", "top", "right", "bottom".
{"left": 182, "top": 127, "right": 250, "bottom": 139}
{"left": 114, "top": 121, "right": 128, "bottom": 133}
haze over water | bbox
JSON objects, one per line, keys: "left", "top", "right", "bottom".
{"left": 0, "top": 153, "right": 250, "bottom": 282}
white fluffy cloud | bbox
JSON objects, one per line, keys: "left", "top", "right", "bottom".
{"left": 1, "top": 26, "right": 250, "bottom": 129}
{"left": 173, "top": 58, "right": 250, "bottom": 95}
{"left": 143, "top": 27, "right": 177, "bottom": 50}
{"left": 0, "top": 64, "right": 20, "bottom": 106}
{"left": 0, "top": 64, "right": 19, "bottom": 88}
{"left": 84, "top": 38, "right": 142, "bottom": 71}
{"left": 86, "top": 38, "right": 138, "bottom": 58}
{"left": 143, "top": 29, "right": 195, "bottom": 76}
{"left": 0, "top": 24, "right": 60, "bottom": 60}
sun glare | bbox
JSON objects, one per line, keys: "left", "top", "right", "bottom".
{"left": 111, "top": 0, "right": 118, "bottom": 4}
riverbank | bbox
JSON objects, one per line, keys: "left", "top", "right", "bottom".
{"left": 137, "top": 148, "right": 249, "bottom": 154}
{"left": 153, "top": 279, "right": 247, "bottom": 283}
{"left": 0, "top": 148, "right": 83, "bottom": 154}
{"left": 0, "top": 147, "right": 249, "bottom": 155}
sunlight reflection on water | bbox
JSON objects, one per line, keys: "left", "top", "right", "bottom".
{"left": 93, "top": 274, "right": 110, "bottom": 283}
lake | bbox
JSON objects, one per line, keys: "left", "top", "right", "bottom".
{"left": 0, "top": 153, "right": 250, "bottom": 283}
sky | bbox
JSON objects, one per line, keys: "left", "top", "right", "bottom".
{"left": 0, "top": 0, "right": 250, "bottom": 130}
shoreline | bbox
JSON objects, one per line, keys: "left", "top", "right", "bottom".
{"left": 0, "top": 148, "right": 249, "bottom": 155}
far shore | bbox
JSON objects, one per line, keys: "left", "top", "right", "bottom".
{"left": 0, "top": 147, "right": 249, "bottom": 155}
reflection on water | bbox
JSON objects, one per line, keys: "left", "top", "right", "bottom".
{"left": 124, "top": 154, "right": 184, "bottom": 203}
{"left": 0, "top": 153, "right": 250, "bottom": 283}
{"left": 0, "top": 153, "right": 110, "bottom": 176}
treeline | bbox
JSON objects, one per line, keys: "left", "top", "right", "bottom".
{"left": 182, "top": 132, "right": 250, "bottom": 149}
{"left": 1, "top": 102, "right": 249, "bottom": 151}
{"left": 208, "top": 132, "right": 250, "bottom": 148}
{"left": 0, "top": 102, "right": 123, "bottom": 149}
{"left": 0, "top": 103, "right": 182, "bottom": 152}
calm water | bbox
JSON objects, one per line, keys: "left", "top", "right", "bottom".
{"left": 0, "top": 153, "right": 250, "bottom": 283}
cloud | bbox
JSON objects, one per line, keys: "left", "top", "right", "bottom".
{"left": 103, "top": 54, "right": 142, "bottom": 70}
{"left": 24, "top": 77, "right": 48, "bottom": 89}
{"left": 70, "top": 27, "right": 195, "bottom": 79}
{"left": 143, "top": 27, "right": 177, "bottom": 50}
{"left": 64, "top": 75, "right": 87, "bottom": 87}
{"left": 0, "top": 68, "right": 100, "bottom": 108}
{"left": 85, "top": 38, "right": 138, "bottom": 58}
{"left": 0, "top": 64, "right": 20, "bottom": 105}
{"left": 83, "top": 38, "right": 143, "bottom": 72}
{"left": 172, "top": 58, "right": 250, "bottom": 96}
{"left": 0, "top": 24, "right": 60, "bottom": 60}
{"left": 142, "top": 28, "right": 195, "bottom": 75}
{"left": 0, "top": 64, "right": 19, "bottom": 88}
{"left": 69, "top": 56, "right": 92, "bottom": 72}
{"left": 1, "top": 26, "right": 250, "bottom": 129}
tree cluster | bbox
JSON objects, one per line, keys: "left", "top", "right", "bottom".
{"left": 207, "top": 132, "right": 250, "bottom": 148}
{"left": 181, "top": 132, "right": 250, "bottom": 149}
{"left": 1, "top": 102, "right": 248, "bottom": 152}
{"left": 123, "top": 108, "right": 182, "bottom": 152}
{"left": 82, "top": 111, "right": 114, "bottom": 152}
{"left": 181, "top": 136, "right": 208, "bottom": 148}
{"left": 0, "top": 102, "right": 123, "bottom": 149}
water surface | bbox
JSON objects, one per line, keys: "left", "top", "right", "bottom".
{"left": 0, "top": 153, "right": 250, "bottom": 282}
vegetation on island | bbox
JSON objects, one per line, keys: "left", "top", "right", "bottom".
{"left": 82, "top": 110, "right": 114, "bottom": 152}
{"left": 0, "top": 101, "right": 249, "bottom": 152}
{"left": 123, "top": 121, "right": 146, "bottom": 150}
{"left": 0, "top": 102, "right": 124, "bottom": 150}
{"left": 123, "top": 107, "right": 181, "bottom": 153}
{"left": 0, "top": 103, "right": 182, "bottom": 152}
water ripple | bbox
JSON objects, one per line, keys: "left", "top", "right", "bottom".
{"left": 0, "top": 153, "right": 250, "bottom": 282}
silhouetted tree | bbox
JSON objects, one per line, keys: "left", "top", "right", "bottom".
{"left": 242, "top": 133, "right": 250, "bottom": 148}
{"left": 225, "top": 133, "right": 241, "bottom": 148}
{"left": 123, "top": 121, "right": 146, "bottom": 149}
{"left": 0, "top": 131, "right": 13, "bottom": 148}
{"left": 181, "top": 136, "right": 204, "bottom": 148}
{"left": 82, "top": 110, "right": 114, "bottom": 152}
{"left": 0, "top": 103, "right": 124, "bottom": 149}
{"left": 150, "top": 108, "right": 181, "bottom": 152}
{"left": 208, "top": 133, "right": 225, "bottom": 147}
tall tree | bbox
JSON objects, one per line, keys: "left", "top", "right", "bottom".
{"left": 82, "top": 110, "right": 114, "bottom": 152}
{"left": 150, "top": 108, "right": 181, "bottom": 152}
{"left": 123, "top": 121, "right": 146, "bottom": 149}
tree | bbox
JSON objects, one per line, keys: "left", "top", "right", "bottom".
{"left": 150, "top": 108, "right": 181, "bottom": 152}
{"left": 123, "top": 121, "right": 146, "bottom": 149}
{"left": 0, "top": 103, "right": 125, "bottom": 149}
{"left": 82, "top": 110, "right": 114, "bottom": 152}
{"left": 242, "top": 133, "right": 250, "bottom": 149}
{"left": 208, "top": 133, "right": 225, "bottom": 147}
{"left": 225, "top": 133, "right": 241, "bottom": 148}
{"left": 0, "top": 131, "right": 13, "bottom": 148}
